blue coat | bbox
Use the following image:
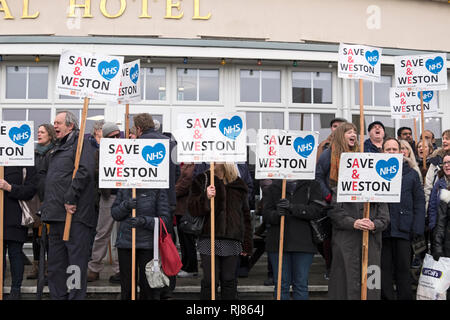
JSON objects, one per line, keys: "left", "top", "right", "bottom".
{"left": 383, "top": 162, "right": 426, "bottom": 240}
{"left": 428, "top": 176, "right": 447, "bottom": 230}
{"left": 315, "top": 147, "right": 331, "bottom": 199}
{"left": 364, "top": 138, "right": 382, "bottom": 153}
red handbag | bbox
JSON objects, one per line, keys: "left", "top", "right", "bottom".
{"left": 158, "top": 217, "right": 183, "bottom": 276}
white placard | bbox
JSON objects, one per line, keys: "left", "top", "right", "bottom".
{"left": 174, "top": 112, "right": 247, "bottom": 163}
{"left": 99, "top": 138, "right": 169, "bottom": 189}
{"left": 394, "top": 53, "right": 447, "bottom": 91}
{"left": 338, "top": 43, "right": 382, "bottom": 81}
{"left": 337, "top": 153, "right": 403, "bottom": 203}
{"left": 56, "top": 50, "right": 124, "bottom": 102}
{"left": 255, "top": 129, "right": 318, "bottom": 180}
{"left": 118, "top": 59, "right": 141, "bottom": 104}
{"left": 0, "top": 121, "right": 35, "bottom": 166}
{"left": 390, "top": 88, "right": 439, "bottom": 119}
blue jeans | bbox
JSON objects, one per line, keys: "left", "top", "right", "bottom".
{"left": 3, "top": 240, "right": 25, "bottom": 290}
{"left": 268, "top": 251, "right": 314, "bottom": 300}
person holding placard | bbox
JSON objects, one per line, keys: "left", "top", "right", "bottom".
{"left": 380, "top": 138, "right": 425, "bottom": 300}
{"left": 364, "top": 121, "right": 385, "bottom": 153}
{"left": 1, "top": 166, "right": 37, "bottom": 300}
{"left": 425, "top": 130, "right": 450, "bottom": 219}
{"left": 188, "top": 163, "right": 253, "bottom": 300}
{"left": 262, "top": 178, "right": 325, "bottom": 300}
{"left": 40, "top": 111, "right": 97, "bottom": 300}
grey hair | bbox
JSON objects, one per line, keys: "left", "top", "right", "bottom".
{"left": 91, "top": 120, "right": 104, "bottom": 136}
{"left": 57, "top": 110, "right": 79, "bottom": 130}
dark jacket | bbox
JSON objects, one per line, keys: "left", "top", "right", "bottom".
{"left": 364, "top": 138, "right": 382, "bottom": 153}
{"left": 328, "top": 197, "right": 390, "bottom": 300}
{"left": 174, "top": 163, "right": 195, "bottom": 216}
{"left": 140, "top": 129, "right": 179, "bottom": 209}
{"left": 35, "top": 143, "right": 55, "bottom": 202}
{"left": 384, "top": 162, "right": 426, "bottom": 240}
{"left": 40, "top": 130, "right": 97, "bottom": 227}
{"left": 430, "top": 177, "right": 450, "bottom": 257}
{"left": 3, "top": 166, "right": 37, "bottom": 242}
{"left": 111, "top": 188, "right": 171, "bottom": 249}
{"left": 263, "top": 179, "right": 324, "bottom": 253}
{"left": 316, "top": 147, "right": 332, "bottom": 199}
{"left": 188, "top": 170, "right": 253, "bottom": 255}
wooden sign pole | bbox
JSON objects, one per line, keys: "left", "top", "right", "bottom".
{"left": 210, "top": 162, "right": 215, "bottom": 300}
{"left": 0, "top": 166, "right": 3, "bottom": 300}
{"left": 413, "top": 118, "right": 418, "bottom": 148}
{"left": 420, "top": 92, "right": 427, "bottom": 170}
{"left": 276, "top": 179, "right": 287, "bottom": 300}
{"left": 63, "top": 97, "right": 90, "bottom": 241}
{"left": 359, "top": 79, "right": 370, "bottom": 300}
{"left": 125, "top": 104, "right": 130, "bottom": 139}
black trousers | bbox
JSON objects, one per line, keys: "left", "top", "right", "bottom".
{"left": 381, "top": 237, "right": 413, "bottom": 300}
{"left": 200, "top": 254, "right": 239, "bottom": 300}
{"left": 176, "top": 215, "right": 199, "bottom": 273}
{"left": 47, "top": 222, "right": 92, "bottom": 300}
{"left": 117, "top": 248, "right": 161, "bottom": 300}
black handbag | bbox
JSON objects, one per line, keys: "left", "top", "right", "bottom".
{"left": 310, "top": 214, "right": 332, "bottom": 245}
{"left": 178, "top": 172, "right": 208, "bottom": 236}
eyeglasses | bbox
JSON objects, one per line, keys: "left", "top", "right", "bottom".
{"left": 443, "top": 161, "right": 450, "bottom": 167}
{"left": 107, "top": 133, "right": 121, "bottom": 139}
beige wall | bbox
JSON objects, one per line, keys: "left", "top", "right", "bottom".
{"left": 0, "top": 0, "right": 449, "bottom": 52}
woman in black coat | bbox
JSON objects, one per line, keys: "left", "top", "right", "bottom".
{"left": 262, "top": 179, "right": 325, "bottom": 300}
{"left": 111, "top": 187, "right": 171, "bottom": 300}
{"left": 188, "top": 163, "right": 253, "bottom": 300}
{"left": 1, "top": 166, "right": 37, "bottom": 299}
{"left": 381, "top": 138, "right": 425, "bottom": 300}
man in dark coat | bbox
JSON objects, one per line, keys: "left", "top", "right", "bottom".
{"left": 40, "top": 110, "right": 97, "bottom": 300}
{"left": 364, "top": 121, "right": 385, "bottom": 153}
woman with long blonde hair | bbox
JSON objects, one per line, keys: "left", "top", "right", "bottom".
{"left": 188, "top": 162, "right": 252, "bottom": 300}
{"left": 399, "top": 139, "right": 423, "bottom": 184}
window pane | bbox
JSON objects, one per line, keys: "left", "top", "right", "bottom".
{"left": 262, "top": 112, "right": 284, "bottom": 129}
{"left": 240, "top": 70, "right": 259, "bottom": 102}
{"left": 28, "top": 67, "right": 48, "bottom": 99}
{"left": 199, "top": 69, "right": 219, "bottom": 101}
{"left": 6, "top": 66, "right": 27, "bottom": 99}
{"left": 59, "top": 94, "right": 80, "bottom": 100}
{"left": 2, "top": 108, "right": 26, "bottom": 120}
{"left": 246, "top": 111, "right": 260, "bottom": 144}
{"left": 292, "top": 72, "right": 311, "bottom": 103}
{"left": 313, "top": 72, "right": 332, "bottom": 104}
{"left": 424, "top": 117, "right": 442, "bottom": 147}
{"left": 374, "top": 76, "right": 391, "bottom": 106}
{"left": 145, "top": 68, "right": 166, "bottom": 100}
{"left": 29, "top": 109, "right": 51, "bottom": 140}
{"left": 314, "top": 114, "right": 334, "bottom": 142}
{"left": 177, "top": 68, "right": 197, "bottom": 101}
{"left": 289, "top": 113, "right": 312, "bottom": 131}
{"left": 261, "top": 71, "right": 281, "bottom": 102}
{"left": 354, "top": 80, "right": 373, "bottom": 106}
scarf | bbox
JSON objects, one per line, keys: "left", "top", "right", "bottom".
{"left": 36, "top": 142, "right": 54, "bottom": 156}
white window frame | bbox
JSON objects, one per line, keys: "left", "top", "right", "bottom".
{"left": 140, "top": 65, "right": 170, "bottom": 104}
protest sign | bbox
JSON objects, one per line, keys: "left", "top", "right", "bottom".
{"left": 394, "top": 53, "right": 447, "bottom": 91}
{"left": 255, "top": 129, "right": 318, "bottom": 180}
{"left": 337, "top": 153, "right": 403, "bottom": 203}
{"left": 118, "top": 60, "right": 141, "bottom": 104}
{"left": 390, "top": 88, "right": 438, "bottom": 119}
{"left": 174, "top": 112, "right": 247, "bottom": 163}
{"left": 0, "top": 121, "right": 34, "bottom": 166}
{"left": 338, "top": 43, "right": 382, "bottom": 81}
{"left": 99, "top": 138, "right": 169, "bottom": 189}
{"left": 56, "top": 50, "right": 124, "bottom": 101}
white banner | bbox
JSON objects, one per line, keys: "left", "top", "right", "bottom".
{"left": 56, "top": 50, "right": 124, "bottom": 102}
{"left": 255, "top": 129, "right": 318, "bottom": 180}
{"left": 174, "top": 112, "right": 247, "bottom": 163}
{"left": 337, "top": 153, "right": 403, "bottom": 203}
{"left": 338, "top": 43, "right": 382, "bottom": 81}
{"left": 118, "top": 59, "right": 141, "bottom": 104}
{"left": 394, "top": 53, "right": 448, "bottom": 91}
{"left": 99, "top": 138, "right": 169, "bottom": 189}
{"left": 0, "top": 121, "right": 34, "bottom": 166}
{"left": 390, "top": 88, "right": 439, "bottom": 119}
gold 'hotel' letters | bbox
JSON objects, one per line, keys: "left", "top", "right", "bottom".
{"left": 0, "top": 0, "right": 211, "bottom": 20}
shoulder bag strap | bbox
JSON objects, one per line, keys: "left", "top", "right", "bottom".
{"left": 153, "top": 217, "right": 159, "bottom": 271}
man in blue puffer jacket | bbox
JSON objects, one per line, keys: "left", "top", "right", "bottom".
{"left": 380, "top": 138, "right": 425, "bottom": 300}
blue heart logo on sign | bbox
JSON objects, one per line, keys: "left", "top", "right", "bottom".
{"left": 9, "top": 124, "right": 31, "bottom": 146}
{"left": 130, "top": 64, "right": 139, "bottom": 84}
{"left": 98, "top": 59, "right": 120, "bottom": 81}
{"left": 365, "top": 50, "right": 379, "bottom": 66}
{"left": 375, "top": 157, "right": 399, "bottom": 181}
{"left": 142, "top": 143, "right": 166, "bottom": 167}
{"left": 293, "top": 135, "right": 315, "bottom": 158}
{"left": 425, "top": 56, "right": 444, "bottom": 74}
{"left": 418, "top": 91, "right": 433, "bottom": 103}
{"left": 219, "top": 116, "right": 243, "bottom": 140}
